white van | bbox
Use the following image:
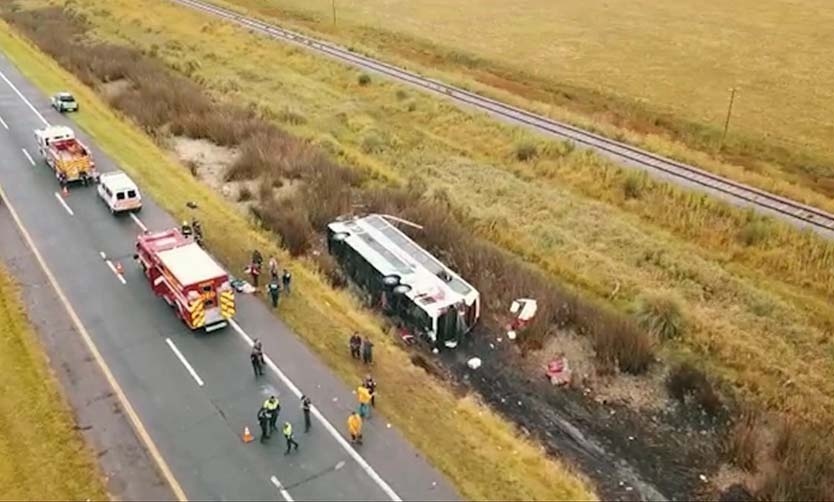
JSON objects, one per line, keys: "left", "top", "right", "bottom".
{"left": 97, "top": 171, "right": 142, "bottom": 213}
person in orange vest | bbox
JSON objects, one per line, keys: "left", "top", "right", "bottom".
{"left": 357, "top": 384, "right": 372, "bottom": 418}
{"left": 347, "top": 412, "right": 363, "bottom": 445}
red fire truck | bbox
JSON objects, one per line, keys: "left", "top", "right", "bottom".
{"left": 134, "top": 228, "right": 235, "bottom": 332}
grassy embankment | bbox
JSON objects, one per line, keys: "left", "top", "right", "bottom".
{"left": 0, "top": 18, "right": 594, "bottom": 502}
{"left": 62, "top": 0, "right": 834, "bottom": 431}
{"left": 211, "top": 0, "right": 834, "bottom": 209}
{"left": 0, "top": 266, "right": 108, "bottom": 500}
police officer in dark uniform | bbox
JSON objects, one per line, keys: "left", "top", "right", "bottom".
{"left": 257, "top": 406, "right": 270, "bottom": 443}
{"left": 267, "top": 278, "right": 281, "bottom": 308}
{"left": 301, "top": 395, "right": 312, "bottom": 433}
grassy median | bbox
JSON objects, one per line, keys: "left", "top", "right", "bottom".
{"left": 0, "top": 19, "right": 594, "bottom": 502}
{"left": 0, "top": 266, "right": 107, "bottom": 500}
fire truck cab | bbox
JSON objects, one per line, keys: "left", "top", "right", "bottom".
{"left": 135, "top": 228, "right": 235, "bottom": 332}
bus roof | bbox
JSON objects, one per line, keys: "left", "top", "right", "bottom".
{"left": 328, "top": 214, "right": 478, "bottom": 315}
{"left": 157, "top": 242, "right": 227, "bottom": 286}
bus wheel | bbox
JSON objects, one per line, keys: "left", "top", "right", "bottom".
{"left": 393, "top": 284, "right": 411, "bottom": 295}
{"left": 383, "top": 275, "right": 401, "bottom": 286}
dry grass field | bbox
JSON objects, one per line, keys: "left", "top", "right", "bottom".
{"left": 6, "top": 0, "right": 834, "bottom": 498}
{"left": 215, "top": 0, "right": 834, "bottom": 205}
{"left": 0, "top": 266, "right": 107, "bottom": 500}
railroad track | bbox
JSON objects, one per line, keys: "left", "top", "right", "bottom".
{"left": 171, "top": 0, "right": 834, "bottom": 235}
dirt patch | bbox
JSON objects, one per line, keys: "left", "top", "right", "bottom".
{"left": 99, "top": 78, "right": 131, "bottom": 100}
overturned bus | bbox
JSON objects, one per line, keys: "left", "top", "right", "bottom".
{"left": 327, "top": 214, "right": 480, "bottom": 349}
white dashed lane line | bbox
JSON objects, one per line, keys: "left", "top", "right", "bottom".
{"left": 21, "top": 147, "right": 34, "bottom": 165}
{"left": 130, "top": 212, "right": 148, "bottom": 232}
{"left": 98, "top": 251, "right": 126, "bottom": 285}
{"left": 53, "top": 191, "right": 75, "bottom": 216}
{"left": 0, "top": 115, "right": 8, "bottom": 129}
{"left": 270, "top": 476, "right": 294, "bottom": 502}
{"left": 165, "top": 337, "right": 205, "bottom": 387}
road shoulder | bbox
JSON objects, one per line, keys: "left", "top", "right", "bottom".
{"left": 0, "top": 206, "right": 174, "bottom": 501}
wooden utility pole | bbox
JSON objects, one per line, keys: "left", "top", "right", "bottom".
{"left": 720, "top": 87, "right": 738, "bottom": 150}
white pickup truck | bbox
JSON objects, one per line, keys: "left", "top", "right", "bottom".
{"left": 51, "top": 92, "right": 78, "bottom": 113}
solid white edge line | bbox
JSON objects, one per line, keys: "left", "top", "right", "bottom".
{"left": 21, "top": 147, "right": 34, "bottom": 166}
{"left": 0, "top": 184, "right": 188, "bottom": 501}
{"left": 0, "top": 68, "right": 50, "bottom": 126}
{"left": 130, "top": 212, "right": 148, "bottom": 231}
{"left": 165, "top": 338, "right": 205, "bottom": 387}
{"left": 0, "top": 115, "right": 8, "bottom": 129}
{"left": 229, "top": 319, "right": 402, "bottom": 502}
{"left": 53, "top": 191, "right": 75, "bottom": 216}
{"left": 105, "top": 259, "right": 127, "bottom": 285}
{"left": 270, "top": 475, "right": 295, "bottom": 502}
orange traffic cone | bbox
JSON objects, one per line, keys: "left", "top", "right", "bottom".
{"left": 61, "top": 185, "right": 69, "bottom": 198}
{"left": 115, "top": 262, "right": 124, "bottom": 275}
{"left": 242, "top": 426, "right": 254, "bottom": 443}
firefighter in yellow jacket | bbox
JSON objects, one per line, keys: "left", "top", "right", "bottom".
{"left": 357, "top": 385, "right": 372, "bottom": 418}
{"left": 347, "top": 411, "right": 363, "bottom": 445}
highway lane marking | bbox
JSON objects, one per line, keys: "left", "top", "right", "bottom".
{"left": 229, "top": 319, "right": 402, "bottom": 502}
{"left": 165, "top": 338, "right": 205, "bottom": 387}
{"left": 0, "top": 114, "right": 8, "bottom": 129}
{"left": 21, "top": 147, "right": 34, "bottom": 166}
{"left": 130, "top": 212, "right": 148, "bottom": 232}
{"left": 99, "top": 252, "right": 127, "bottom": 285}
{"left": 0, "top": 68, "right": 50, "bottom": 126}
{"left": 0, "top": 183, "right": 188, "bottom": 502}
{"left": 53, "top": 191, "right": 75, "bottom": 216}
{"left": 270, "top": 476, "right": 294, "bottom": 502}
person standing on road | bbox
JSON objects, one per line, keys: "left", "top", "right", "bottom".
{"left": 282, "top": 269, "right": 292, "bottom": 295}
{"left": 267, "top": 278, "right": 281, "bottom": 308}
{"left": 361, "top": 337, "right": 374, "bottom": 365}
{"left": 301, "top": 395, "right": 312, "bottom": 433}
{"left": 283, "top": 422, "right": 299, "bottom": 454}
{"left": 250, "top": 347, "right": 265, "bottom": 377}
{"left": 349, "top": 333, "right": 362, "bottom": 360}
{"left": 263, "top": 395, "right": 281, "bottom": 433}
{"left": 357, "top": 384, "right": 372, "bottom": 418}
{"left": 268, "top": 256, "right": 279, "bottom": 281}
{"left": 347, "top": 412, "right": 363, "bottom": 445}
{"left": 363, "top": 374, "right": 377, "bottom": 408}
{"left": 257, "top": 407, "right": 271, "bottom": 443}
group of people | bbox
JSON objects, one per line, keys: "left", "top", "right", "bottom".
{"left": 256, "top": 393, "right": 307, "bottom": 455}
{"left": 349, "top": 332, "right": 374, "bottom": 365}
{"left": 348, "top": 375, "right": 377, "bottom": 445}
{"left": 181, "top": 218, "right": 204, "bottom": 247}
{"left": 251, "top": 335, "right": 379, "bottom": 449}
{"left": 250, "top": 250, "right": 292, "bottom": 308}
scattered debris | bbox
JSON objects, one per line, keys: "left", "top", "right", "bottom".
{"left": 507, "top": 330, "right": 517, "bottom": 341}
{"left": 467, "top": 357, "right": 482, "bottom": 370}
{"left": 699, "top": 474, "right": 708, "bottom": 483}
{"left": 545, "top": 353, "right": 572, "bottom": 386}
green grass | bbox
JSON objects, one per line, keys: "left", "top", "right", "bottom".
{"left": 36, "top": 0, "right": 834, "bottom": 436}
{"left": 0, "top": 19, "right": 594, "bottom": 502}
{"left": 0, "top": 265, "right": 108, "bottom": 500}
{"left": 208, "top": 0, "right": 834, "bottom": 209}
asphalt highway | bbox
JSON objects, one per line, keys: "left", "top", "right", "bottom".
{"left": 0, "top": 51, "right": 457, "bottom": 502}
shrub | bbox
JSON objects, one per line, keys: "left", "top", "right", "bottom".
{"left": 759, "top": 421, "right": 834, "bottom": 501}
{"left": 514, "top": 141, "right": 538, "bottom": 162}
{"left": 723, "top": 412, "right": 758, "bottom": 471}
{"left": 591, "top": 315, "right": 654, "bottom": 375}
{"left": 666, "top": 362, "right": 722, "bottom": 415}
{"left": 237, "top": 185, "right": 254, "bottom": 202}
{"left": 635, "top": 291, "right": 687, "bottom": 340}
{"left": 357, "top": 73, "right": 371, "bottom": 86}
{"left": 395, "top": 89, "right": 408, "bottom": 100}
{"left": 277, "top": 107, "right": 307, "bottom": 126}
{"left": 623, "top": 171, "right": 646, "bottom": 199}
{"left": 360, "top": 130, "right": 386, "bottom": 154}
{"left": 257, "top": 200, "right": 314, "bottom": 256}
{"left": 738, "top": 219, "right": 771, "bottom": 246}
